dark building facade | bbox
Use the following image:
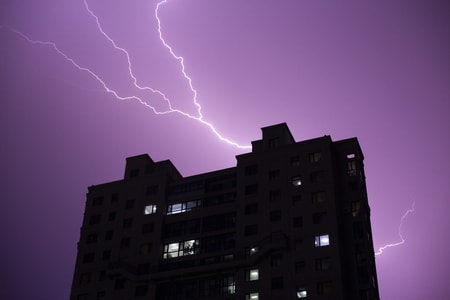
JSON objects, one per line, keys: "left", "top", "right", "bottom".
{"left": 70, "top": 123, "right": 380, "bottom": 300}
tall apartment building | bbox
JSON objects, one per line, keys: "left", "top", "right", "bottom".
{"left": 70, "top": 123, "right": 380, "bottom": 300}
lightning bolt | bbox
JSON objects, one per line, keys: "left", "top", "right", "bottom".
{"left": 375, "top": 201, "right": 415, "bottom": 256}
{"left": 0, "top": 0, "right": 251, "bottom": 149}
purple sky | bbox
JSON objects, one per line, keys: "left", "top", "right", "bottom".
{"left": 1, "top": 1, "right": 449, "bottom": 299}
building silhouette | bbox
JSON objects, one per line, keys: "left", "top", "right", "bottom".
{"left": 70, "top": 123, "right": 380, "bottom": 300}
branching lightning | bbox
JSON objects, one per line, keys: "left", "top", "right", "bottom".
{"left": 375, "top": 201, "right": 415, "bottom": 256}
{"left": 1, "top": 0, "right": 251, "bottom": 149}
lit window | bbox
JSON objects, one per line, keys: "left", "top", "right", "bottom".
{"left": 347, "top": 160, "right": 357, "bottom": 176}
{"left": 144, "top": 204, "right": 157, "bottom": 215}
{"left": 222, "top": 275, "right": 236, "bottom": 295}
{"left": 309, "top": 152, "right": 322, "bottom": 163}
{"left": 312, "top": 191, "right": 326, "bottom": 203}
{"left": 351, "top": 201, "right": 361, "bottom": 217}
{"left": 291, "top": 156, "right": 300, "bottom": 167}
{"left": 166, "top": 200, "right": 201, "bottom": 215}
{"left": 315, "top": 234, "right": 330, "bottom": 247}
{"left": 315, "top": 257, "right": 332, "bottom": 271}
{"left": 163, "top": 239, "right": 199, "bottom": 259}
{"left": 297, "top": 287, "right": 307, "bottom": 298}
{"left": 292, "top": 176, "right": 302, "bottom": 187}
{"left": 347, "top": 153, "right": 355, "bottom": 159}
{"left": 249, "top": 247, "right": 259, "bottom": 256}
{"left": 140, "top": 243, "right": 152, "bottom": 255}
{"left": 317, "top": 281, "right": 333, "bottom": 295}
{"left": 246, "top": 293, "right": 259, "bottom": 300}
{"left": 246, "top": 269, "right": 259, "bottom": 281}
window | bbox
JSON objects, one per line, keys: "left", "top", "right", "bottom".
{"left": 105, "top": 230, "right": 113, "bottom": 241}
{"left": 221, "top": 275, "right": 236, "bottom": 295}
{"left": 125, "top": 199, "right": 135, "bottom": 209}
{"left": 108, "top": 211, "right": 116, "bottom": 221}
{"left": 244, "top": 224, "right": 258, "bottom": 236}
{"left": 123, "top": 218, "right": 133, "bottom": 228}
{"left": 202, "top": 213, "right": 235, "bottom": 232}
{"left": 246, "top": 269, "right": 259, "bottom": 281}
{"left": 82, "top": 253, "right": 95, "bottom": 263}
{"left": 317, "top": 281, "right": 333, "bottom": 295}
{"left": 111, "top": 193, "right": 119, "bottom": 203}
{"left": 135, "top": 285, "right": 149, "bottom": 297}
{"left": 315, "top": 234, "right": 330, "bottom": 247}
{"left": 163, "top": 239, "right": 199, "bottom": 259}
{"left": 269, "top": 137, "right": 280, "bottom": 148}
{"left": 269, "top": 169, "right": 280, "bottom": 181}
{"left": 248, "top": 247, "right": 259, "bottom": 256}
{"left": 294, "top": 239, "right": 303, "bottom": 251}
{"left": 351, "top": 201, "right": 361, "bottom": 217}
{"left": 142, "top": 222, "right": 154, "bottom": 233}
{"left": 315, "top": 257, "right": 332, "bottom": 271}
{"left": 114, "top": 278, "right": 125, "bottom": 289}
{"left": 347, "top": 160, "right": 357, "bottom": 176}
{"left": 99, "top": 270, "right": 107, "bottom": 281}
{"left": 269, "top": 189, "right": 281, "bottom": 202}
{"left": 245, "top": 293, "right": 259, "bottom": 300}
{"left": 271, "top": 253, "right": 282, "bottom": 267}
{"left": 146, "top": 185, "right": 158, "bottom": 195}
{"left": 270, "top": 210, "right": 282, "bottom": 222}
{"left": 297, "top": 287, "right": 307, "bottom": 298}
{"left": 310, "top": 171, "right": 324, "bottom": 183}
{"left": 86, "top": 233, "right": 98, "bottom": 244}
{"left": 79, "top": 272, "right": 91, "bottom": 285}
{"left": 347, "top": 153, "right": 355, "bottom": 159}
{"left": 137, "top": 263, "right": 150, "bottom": 275}
{"left": 358, "top": 266, "right": 370, "bottom": 284}
{"left": 353, "top": 222, "right": 364, "bottom": 239}
{"left": 89, "top": 214, "right": 101, "bottom": 225}
{"left": 245, "top": 203, "right": 258, "bottom": 215}
{"left": 291, "top": 156, "right": 300, "bottom": 167}
{"left": 350, "top": 181, "right": 359, "bottom": 191}
{"left": 77, "top": 294, "right": 88, "bottom": 300}
{"left": 144, "top": 204, "right": 157, "bottom": 215}
{"left": 102, "top": 250, "right": 111, "bottom": 261}
{"left": 312, "top": 191, "right": 326, "bottom": 203}
{"left": 92, "top": 196, "right": 104, "bottom": 206}
{"left": 245, "top": 164, "right": 258, "bottom": 176}
{"left": 166, "top": 200, "right": 201, "bottom": 215}
{"left": 313, "top": 212, "right": 328, "bottom": 224}
{"left": 309, "top": 152, "right": 322, "bottom": 163}
{"left": 130, "top": 168, "right": 140, "bottom": 177}
{"left": 292, "top": 194, "right": 302, "bottom": 205}
{"left": 245, "top": 184, "right": 258, "bottom": 195}
{"left": 292, "top": 176, "right": 302, "bottom": 187}
{"left": 293, "top": 216, "right": 303, "bottom": 228}
{"left": 272, "top": 276, "right": 284, "bottom": 289}
{"left": 96, "top": 291, "right": 105, "bottom": 300}
{"left": 120, "top": 237, "right": 130, "bottom": 248}
{"left": 295, "top": 261, "right": 305, "bottom": 273}
{"left": 140, "top": 243, "right": 152, "bottom": 255}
